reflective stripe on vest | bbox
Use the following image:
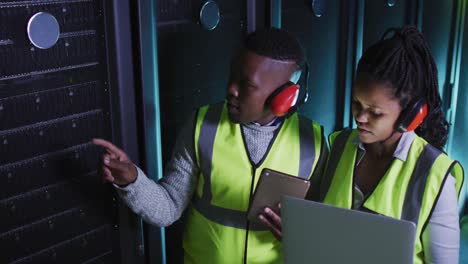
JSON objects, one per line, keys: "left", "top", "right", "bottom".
{"left": 321, "top": 129, "right": 442, "bottom": 225}
{"left": 320, "top": 129, "right": 352, "bottom": 202}
{"left": 185, "top": 103, "right": 324, "bottom": 263}
{"left": 401, "top": 144, "right": 440, "bottom": 225}
{"left": 193, "top": 102, "right": 322, "bottom": 230}
{"left": 321, "top": 129, "right": 464, "bottom": 264}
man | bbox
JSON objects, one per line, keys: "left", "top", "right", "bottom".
{"left": 94, "top": 27, "right": 326, "bottom": 263}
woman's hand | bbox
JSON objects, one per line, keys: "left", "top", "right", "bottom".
{"left": 258, "top": 203, "right": 282, "bottom": 240}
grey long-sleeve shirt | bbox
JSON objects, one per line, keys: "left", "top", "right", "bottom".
{"left": 114, "top": 113, "right": 282, "bottom": 226}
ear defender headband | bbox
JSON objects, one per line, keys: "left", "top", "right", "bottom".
{"left": 394, "top": 98, "right": 428, "bottom": 132}
{"left": 268, "top": 63, "right": 309, "bottom": 117}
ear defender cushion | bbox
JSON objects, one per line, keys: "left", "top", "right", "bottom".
{"left": 269, "top": 81, "right": 299, "bottom": 117}
{"left": 395, "top": 99, "right": 428, "bottom": 132}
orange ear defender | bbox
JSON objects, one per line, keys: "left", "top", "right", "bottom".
{"left": 269, "top": 82, "right": 300, "bottom": 117}
{"left": 267, "top": 63, "right": 309, "bottom": 117}
{"left": 395, "top": 99, "right": 428, "bottom": 132}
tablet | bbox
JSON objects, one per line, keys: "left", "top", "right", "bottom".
{"left": 247, "top": 168, "right": 310, "bottom": 223}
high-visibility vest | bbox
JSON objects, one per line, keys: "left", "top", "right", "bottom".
{"left": 321, "top": 129, "right": 464, "bottom": 264}
{"left": 183, "top": 102, "right": 325, "bottom": 264}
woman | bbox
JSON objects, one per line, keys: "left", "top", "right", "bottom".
{"left": 260, "top": 26, "right": 464, "bottom": 263}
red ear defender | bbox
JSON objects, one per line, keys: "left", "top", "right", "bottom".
{"left": 395, "top": 99, "right": 428, "bottom": 132}
{"left": 269, "top": 82, "right": 299, "bottom": 117}
{"left": 406, "top": 104, "right": 428, "bottom": 131}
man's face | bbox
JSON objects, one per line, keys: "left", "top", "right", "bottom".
{"left": 226, "top": 50, "right": 296, "bottom": 125}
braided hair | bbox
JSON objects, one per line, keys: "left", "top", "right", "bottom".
{"left": 356, "top": 25, "right": 448, "bottom": 150}
{"left": 244, "top": 27, "right": 305, "bottom": 68}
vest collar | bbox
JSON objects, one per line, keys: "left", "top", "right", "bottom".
{"left": 351, "top": 131, "right": 416, "bottom": 162}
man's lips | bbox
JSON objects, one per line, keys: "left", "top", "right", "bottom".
{"left": 227, "top": 101, "right": 239, "bottom": 110}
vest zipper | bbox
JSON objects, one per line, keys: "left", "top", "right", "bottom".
{"left": 243, "top": 167, "right": 258, "bottom": 264}
{"left": 239, "top": 122, "right": 283, "bottom": 263}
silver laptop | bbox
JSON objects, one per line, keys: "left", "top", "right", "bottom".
{"left": 282, "top": 196, "right": 416, "bottom": 264}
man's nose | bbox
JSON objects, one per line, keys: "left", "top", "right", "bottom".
{"left": 228, "top": 82, "right": 239, "bottom": 98}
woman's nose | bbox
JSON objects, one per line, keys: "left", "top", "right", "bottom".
{"left": 355, "top": 109, "right": 368, "bottom": 123}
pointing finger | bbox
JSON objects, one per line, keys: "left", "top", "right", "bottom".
{"left": 92, "top": 138, "right": 127, "bottom": 158}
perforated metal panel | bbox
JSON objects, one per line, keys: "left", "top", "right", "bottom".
{"left": 282, "top": 0, "right": 345, "bottom": 135}
{"left": 154, "top": 0, "right": 246, "bottom": 262}
{"left": 0, "top": 1, "right": 121, "bottom": 263}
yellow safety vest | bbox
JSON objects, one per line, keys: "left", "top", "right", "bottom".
{"left": 321, "top": 129, "right": 464, "bottom": 264}
{"left": 183, "top": 102, "right": 325, "bottom": 264}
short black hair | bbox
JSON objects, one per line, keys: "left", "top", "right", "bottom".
{"left": 244, "top": 27, "right": 305, "bottom": 67}
{"left": 356, "top": 25, "right": 448, "bottom": 149}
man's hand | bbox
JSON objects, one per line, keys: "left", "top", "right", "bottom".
{"left": 258, "top": 203, "right": 282, "bottom": 241}
{"left": 92, "top": 138, "right": 138, "bottom": 186}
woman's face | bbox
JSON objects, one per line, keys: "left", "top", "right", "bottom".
{"left": 352, "top": 80, "right": 403, "bottom": 144}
